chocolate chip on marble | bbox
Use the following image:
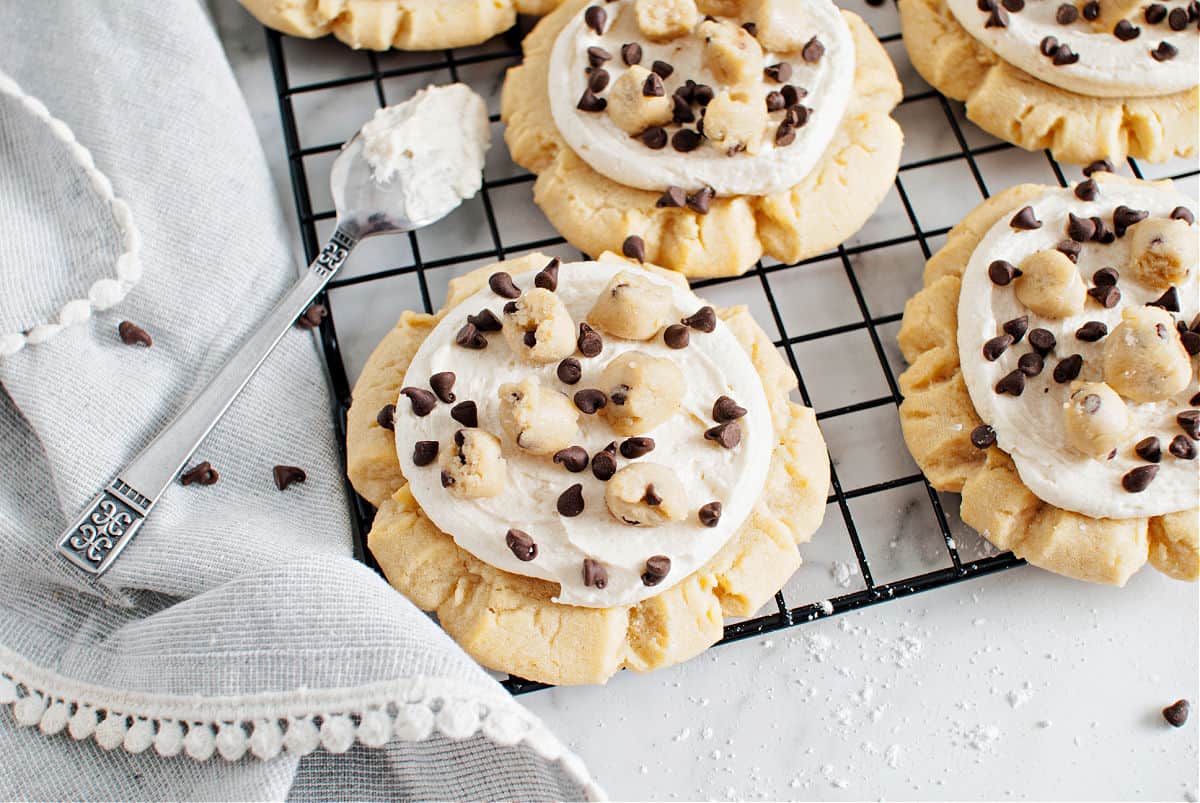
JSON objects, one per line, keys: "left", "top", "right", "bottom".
{"left": 1181, "top": 331, "right": 1200, "bottom": 355}
{"left": 1122, "top": 464, "right": 1158, "bottom": 492}
{"left": 713, "top": 395, "right": 747, "bottom": 422}
{"left": 377, "top": 404, "right": 397, "bottom": 430}
{"left": 1168, "top": 7, "right": 1189, "bottom": 28}
{"left": 785, "top": 105, "right": 810, "bottom": 128}
{"left": 1057, "top": 240, "right": 1082, "bottom": 262}
{"left": 467, "top": 309, "right": 502, "bottom": 332}
{"left": 983, "top": 334, "right": 1014, "bottom": 361}
{"left": 1169, "top": 434, "right": 1197, "bottom": 460}
{"left": 591, "top": 443, "right": 618, "bottom": 481}
{"left": 664, "top": 324, "right": 690, "bottom": 349}
{"left": 802, "top": 36, "right": 825, "bottom": 62}
{"left": 400, "top": 387, "right": 437, "bottom": 416}
{"left": 412, "top": 440, "right": 439, "bottom": 466}
{"left": 1135, "top": 436, "right": 1162, "bottom": 463}
{"left": 577, "top": 89, "right": 608, "bottom": 112}
{"left": 672, "top": 129, "right": 703, "bottom": 153}
{"left": 574, "top": 388, "right": 608, "bottom": 414}
{"left": 488, "top": 272, "right": 521, "bottom": 299}
{"left": 1090, "top": 267, "right": 1118, "bottom": 287}
{"left": 985, "top": 5, "right": 1010, "bottom": 26}
{"left": 1082, "top": 0, "right": 1100, "bottom": 19}
{"left": 686, "top": 186, "right": 715, "bottom": 214}
{"left": 693, "top": 84, "right": 715, "bottom": 106}
{"left": 1170, "top": 206, "right": 1196, "bottom": 224}
{"left": 1002, "top": 0, "right": 1024, "bottom": 10}
{"left": 622, "top": 235, "right": 647, "bottom": 261}
{"left": 652, "top": 60, "right": 674, "bottom": 78}
{"left": 641, "top": 555, "right": 671, "bottom": 586}
{"left": 1068, "top": 212, "right": 1096, "bottom": 241}
{"left": 682, "top": 306, "right": 717, "bottom": 332}
{"left": 558, "top": 483, "right": 586, "bottom": 517}
{"left": 988, "top": 259, "right": 1021, "bottom": 285}
{"left": 1075, "top": 321, "right": 1108, "bottom": 341}
{"left": 584, "top": 5, "right": 607, "bottom": 34}
{"left": 1074, "top": 179, "right": 1098, "bottom": 201}
{"left": 295, "top": 303, "right": 326, "bottom": 330}
{"left": 1147, "top": 286, "right": 1180, "bottom": 312}
{"left": 621, "top": 42, "right": 642, "bottom": 65}
{"left": 456, "top": 322, "right": 488, "bottom": 349}
{"left": 587, "top": 46, "right": 612, "bottom": 68}
{"left": 578, "top": 322, "right": 604, "bottom": 357}
{"left": 970, "top": 424, "right": 997, "bottom": 449}
{"left": 1113, "top": 205, "right": 1149, "bottom": 237}
{"left": 1053, "top": 354, "right": 1083, "bottom": 383}
{"left": 1162, "top": 699, "right": 1191, "bottom": 727}
{"left": 1145, "top": 3, "right": 1167, "bottom": 23}
{"left": 1028, "top": 328, "right": 1057, "bottom": 355}
{"left": 430, "top": 372, "right": 456, "bottom": 404}
{"left": 1056, "top": 3, "right": 1078, "bottom": 23}
{"left": 994, "top": 370, "right": 1026, "bottom": 396}
{"left": 657, "top": 186, "right": 688, "bottom": 208}
{"left": 1114, "top": 19, "right": 1141, "bottom": 39}
{"left": 672, "top": 95, "right": 696, "bottom": 124}
{"left": 704, "top": 421, "right": 742, "bottom": 448}
{"left": 554, "top": 446, "right": 590, "bottom": 473}
{"left": 588, "top": 68, "right": 611, "bottom": 93}
{"left": 118, "top": 320, "right": 153, "bottom": 347}
{"left": 1083, "top": 159, "right": 1114, "bottom": 176}
{"left": 1179, "top": 410, "right": 1200, "bottom": 440}
{"left": 1090, "top": 216, "right": 1115, "bottom": 243}
{"left": 642, "top": 125, "right": 669, "bottom": 149}
{"left": 1018, "top": 352, "right": 1044, "bottom": 377}
{"left": 775, "top": 122, "right": 796, "bottom": 146}
{"left": 764, "top": 62, "right": 793, "bottom": 82}
{"left": 781, "top": 84, "right": 807, "bottom": 107}
{"left": 506, "top": 529, "right": 538, "bottom": 561}
{"left": 180, "top": 461, "right": 219, "bottom": 486}
{"left": 582, "top": 557, "right": 608, "bottom": 588}
{"left": 765, "top": 91, "right": 786, "bottom": 112}
{"left": 1087, "top": 284, "right": 1122, "bottom": 308}
{"left": 1002, "top": 316, "right": 1029, "bottom": 344}
{"left": 533, "top": 259, "right": 560, "bottom": 293}
{"left": 977, "top": 0, "right": 995, "bottom": 10}
{"left": 557, "top": 358, "right": 582, "bottom": 385}
{"left": 450, "top": 400, "right": 478, "bottom": 428}
{"left": 698, "top": 501, "right": 722, "bottom": 527}
{"left": 1052, "top": 44, "right": 1080, "bottom": 64}
{"left": 1040, "top": 35, "right": 1060, "bottom": 56}
{"left": 620, "top": 437, "right": 656, "bottom": 459}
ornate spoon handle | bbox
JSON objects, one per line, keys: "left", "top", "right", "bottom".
{"left": 56, "top": 226, "right": 359, "bottom": 576}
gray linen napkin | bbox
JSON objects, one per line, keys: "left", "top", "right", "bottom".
{"left": 0, "top": 3, "right": 598, "bottom": 799}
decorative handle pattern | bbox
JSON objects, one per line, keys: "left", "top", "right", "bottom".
{"left": 57, "top": 480, "right": 151, "bottom": 575}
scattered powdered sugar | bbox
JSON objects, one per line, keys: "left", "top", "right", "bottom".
{"left": 831, "top": 560, "right": 859, "bottom": 588}
{"left": 885, "top": 744, "right": 903, "bottom": 769}
{"left": 1006, "top": 682, "right": 1034, "bottom": 709}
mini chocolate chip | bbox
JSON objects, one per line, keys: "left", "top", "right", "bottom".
{"left": 988, "top": 259, "right": 1021, "bottom": 285}
{"left": 523, "top": 330, "right": 537, "bottom": 348}
{"left": 1052, "top": 44, "right": 1080, "bottom": 64}
{"left": 467, "top": 308, "right": 502, "bottom": 332}
{"left": 742, "top": 21, "right": 759, "bottom": 35}
{"left": 506, "top": 529, "right": 537, "bottom": 561}
{"left": 687, "top": 187, "right": 715, "bottom": 214}
{"left": 1083, "top": 159, "right": 1114, "bottom": 176}
{"left": 1075, "top": 321, "right": 1108, "bottom": 341}
{"left": 488, "top": 272, "right": 520, "bottom": 299}
{"left": 983, "top": 334, "right": 1015, "bottom": 361}
{"left": 675, "top": 80, "right": 697, "bottom": 104}
{"left": 118, "top": 320, "right": 153, "bottom": 347}
{"left": 802, "top": 36, "right": 825, "bottom": 62}
{"left": 1145, "top": 3, "right": 1167, "bottom": 22}
{"left": 296, "top": 303, "right": 326, "bottom": 330}
{"left": 1040, "top": 35, "right": 1060, "bottom": 56}
{"left": 781, "top": 84, "right": 807, "bottom": 106}
{"left": 1169, "top": 7, "right": 1189, "bottom": 28}
{"left": 400, "top": 387, "right": 437, "bottom": 416}
{"left": 1073, "top": 179, "right": 1098, "bottom": 201}
{"left": 705, "top": 421, "right": 742, "bottom": 448}
{"left": 440, "top": 470, "right": 453, "bottom": 488}
{"left": 430, "top": 372, "right": 456, "bottom": 404}
{"left": 587, "top": 46, "right": 612, "bottom": 67}
{"left": 1122, "top": 464, "right": 1158, "bottom": 492}
{"left": 994, "top": 370, "right": 1026, "bottom": 396}
{"left": 642, "top": 125, "right": 669, "bottom": 148}
{"left": 1181, "top": 331, "right": 1200, "bottom": 355}
{"left": 643, "top": 72, "right": 665, "bottom": 97}
{"left": 1002, "top": 0, "right": 1024, "bottom": 10}
{"left": 413, "top": 441, "right": 439, "bottom": 466}
{"left": 775, "top": 122, "right": 796, "bottom": 147}
{"left": 557, "top": 358, "right": 582, "bottom": 385}
{"left": 1028, "top": 328, "right": 1056, "bottom": 355}
{"left": 584, "top": 5, "right": 606, "bottom": 34}
{"left": 622, "top": 235, "right": 647, "bottom": 261}
{"left": 652, "top": 60, "right": 674, "bottom": 78}
{"left": 672, "top": 129, "right": 703, "bottom": 153}
{"left": 554, "top": 446, "right": 590, "bottom": 472}
{"left": 1170, "top": 434, "right": 1197, "bottom": 459}
{"left": 180, "top": 461, "right": 219, "bottom": 486}
{"left": 1000, "top": 317, "right": 1029, "bottom": 345}
{"left": 1163, "top": 699, "right": 1191, "bottom": 727}
{"left": 582, "top": 557, "right": 607, "bottom": 588}
{"left": 1113, "top": 19, "right": 1140, "bottom": 39}
{"left": 611, "top": 388, "right": 628, "bottom": 405}
{"left": 574, "top": 388, "right": 608, "bottom": 414}
{"left": 1056, "top": 3, "right": 1078, "bottom": 23}
{"left": 621, "top": 437, "right": 656, "bottom": 459}
{"left": 698, "top": 501, "right": 722, "bottom": 527}
{"left": 577, "top": 89, "right": 607, "bottom": 112}
{"left": 713, "top": 395, "right": 747, "bottom": 422}
{"left": 1057, "top": 239, "right": 1082, "bottom": 262}
{"left": 1082, "top": 0, "right": 1099, "bottom": 19}
{"left": 591, "top": 446, "right": 617, "bottom": 481}
{"left": 1092, "top": 267, "right": 1119, "bottom": 286}
{"left": 588, "top": 69, "right": 610, "bottom": 93}
{"left": 683, "top": 306, "right": 717, "bottom": 332}
{"left": 1171, "top": 206, "right": 1195, "bottom": 224}
{"left": 456, "top": 322, "right": 488, "bottom": 350}
{"left": 377, "top": 404, "right": 397, "bottom": 430}
{"left": 558, "top": 483, "right": 586, "bottom": 517}
{"left": 970, "top": 424, "right": 997, "bottom": 449}
{"left": 534, "top": 259, "right": 560, "bottom": 292}
{"left": 621, "top": 42, "right": 642, "bottom": 65}
{"left": 450, "top": 401, "right": 477, "bottom": 428}
{"left": 578, "top": 323, "right": 603, "bottom": 357}
{"left": 1018, "top": 352, "right": 1044, "bottom": 377}
{"left": 657, "top": 186, "right": 688, "bottom": 208}
{"left": 978, "top": 0, "right": 994, "bottom": 9}
{"left": 764, "top": 62, "right": 792, "bottom": 82}
{"left": 765, "top": 91, "right": 786, "bottom": 112}
{"left": 667, "top": 96, "right": 694, "bottom": 126}
{"left": 693, "top": 84, "right": 714, "bottom": 106}
{"left": 1087, "top": 284, "right": 1122, "bottom": 308}
{"left": 1135, "top": 436, "right": 1162, "bottom": 463}
{"left": 643, "top": 485, "right": 663, "bottom": 506}
{"left": 1179, "top": 410, "right": 1200, "bottom": 439}
{"left": 642, "top": 555, "right": 671, "bottom": 586}
{"left": 664, "top": 324, "right": 690, "bottom": 349}
{"left": 985, "top": 5, "right": 1009, "bottom": 26}
{"left": 1113, "top": 205, "right": 1149, "bottom": 236}
{"left": 1147, "top": 286, "right": 1180, "bottom": 312}
{"left": 1068, "top": 212, "right": 1096, "bottom": 241}
{"left": 1053, "top": 354, "right": 1083, "bottom": 383}
{"left": 785, "top": 105, "right": 810, "bottom": 128}
{"left": 1091, "top": 216, "right": 1115, "bottom": 243}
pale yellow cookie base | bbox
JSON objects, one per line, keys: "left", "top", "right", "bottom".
{"left": 346, "top": 253, "right": 830, "bottom": 684}
{"left": 240, "top": 0, "right": 563, "bottom": 51}
{"left": 896, "top": 177, "right": 1200, "bottom": 586}
{"left": 500, "top": 0, "right": 904, "bottom": 278}
{"left": 897, "top": 0, "right": 1199, "bottom": 165}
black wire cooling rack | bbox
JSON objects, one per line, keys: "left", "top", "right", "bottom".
{"left": 262, "top": 4, "right": 1200, "bottom": 693}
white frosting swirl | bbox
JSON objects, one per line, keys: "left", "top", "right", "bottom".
{"left": 547, "top": 0, "right": 854, "bottom": 195}
{"left": 394, "top": 258, "right": 773, "bottom": 608}
{"left": 958, "top": 179, "right": 1198, "bottom": 520}
{"left": 946, "top": 0, "right": 1198, "bottom": 98}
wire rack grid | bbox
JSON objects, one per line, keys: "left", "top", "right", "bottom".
{"left": 262, "top": 1, "right": 1200, "bottom": 694}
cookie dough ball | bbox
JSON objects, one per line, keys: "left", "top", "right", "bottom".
{"left": 742, "top": 0, "right": 807, "bottom": 52}
{"left": 634, "top": 0, "right": 699, "bottom": 41}
{"left": 498, "top": 377, "right": 580, "bottom": 455}
{"left": 1015, "top": 249, "right": 1087, "bottom": 319}
{"left": 440, "top": 429, "right": 507, "bottom": 498}
{"left": 587, "top": 271, "right": 674, "bottom": 340}
{"left": 1063, "top": 381, "right": 1130, "bottom": 459}
{"left": 605, "top": 463, "right": 688, "bottom": 526}
{"left": 703, "top": 90, "right": 766, "bottom": 155}
{"left": 501, "top": 288, "right": 576, "bottom": 363}
{"left": 698, "top": 19, "right": 764, "bottom": 88}
{"left": 599, "top": 351, "right": 686, "bottom": 435}
{"left": 607, "top": 65, "right": 674, "bottom": 135}
{"left": 1126, "top": 218, "right": 1196, "bottom": 290}
{"left": 1101, "top": 306, "right": 1192, "bottom": 403}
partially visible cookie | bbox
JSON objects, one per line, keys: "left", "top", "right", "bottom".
{"left": 897, "top": 173, "right": 1199, "bottom": 585}
{"left": 239, "top": 0, "right": 564, "bottom": 51}
{"left": 898, "top": 0, "right": 1198, "bottom": 164}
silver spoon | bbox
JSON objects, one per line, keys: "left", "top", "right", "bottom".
{"left": 56, "top": 131, "right": 467, "bottom": 576}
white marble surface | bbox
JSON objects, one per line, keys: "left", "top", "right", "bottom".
{"left": 208, "top": 0, "right": 1199, "bottom": 798}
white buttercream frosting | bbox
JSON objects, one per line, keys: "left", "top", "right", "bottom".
{"left": 547, "top": 0, "right": 854, "bottom": 195}
{"left": 946, "top": 0, "right": 1198, "bottom": 98}
{"left": 359, "top": 84, "right": 490, "bottom": 222}
{"left": 958, "top": 179, "right": 1198, "bottom": 520}
{"left": 394, "top": 258, "right": 773, "bottom": 607}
